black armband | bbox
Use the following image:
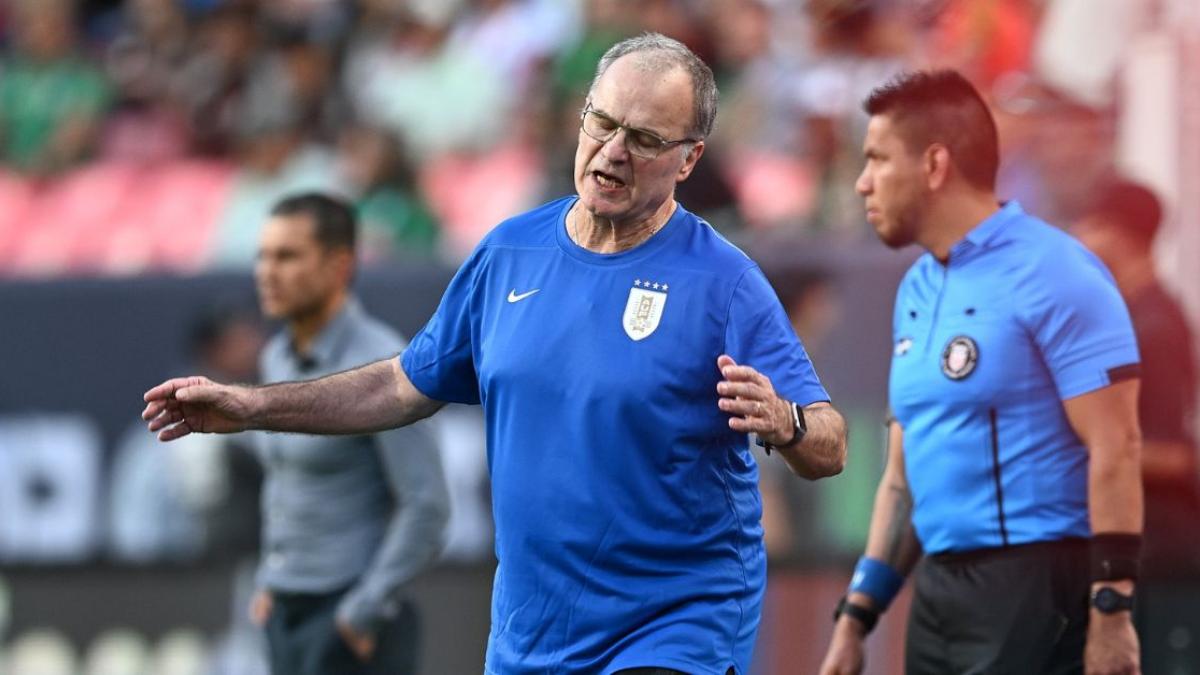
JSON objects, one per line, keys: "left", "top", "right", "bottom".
{"left": 834, "top": 596, "right": 880, "bottom": 634}
{"left": 1090, "top": 533, "right": 1142, "bottom": 582}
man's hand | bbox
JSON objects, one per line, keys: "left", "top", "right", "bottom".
{"left": 818, "top": 617, "right": 867, "bottom": 675}
{"left": 336, "top": 618, "right": 377, "bottom": 662}
{"left": 716, "top": 354, "right": 793, "bottom": 444}
{"left": 248, "top": 589, "right": 273, "bottom": 627}
{"left": 142, "top": 376, "right": 256, "bottom": 441}
{"left": 1085, "top": 580, "right": 1140, "bottom": 675}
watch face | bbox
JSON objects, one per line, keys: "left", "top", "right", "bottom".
{"left": 1092, "top": 587, "right": 1133, "bottom": 613}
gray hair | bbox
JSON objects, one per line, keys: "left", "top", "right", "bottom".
{"left": 589, "top": 32, "right": 719, "bottom": 140}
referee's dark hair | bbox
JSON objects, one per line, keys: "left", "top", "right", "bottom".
{"left": 863, "top": 70, "right": 1000, "bottom": 192}
{"left": 270, "top": 192, "right": 357, "bottom": 253}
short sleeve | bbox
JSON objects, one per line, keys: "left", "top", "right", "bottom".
{"left": 1020, "top": 249, "right": 1140, "bottom": 400}
{"left": 400, "top": 247, "right": 488, "bottom": 404}
{"left": 724, "top": 266, "right": 829, "bottom": 406}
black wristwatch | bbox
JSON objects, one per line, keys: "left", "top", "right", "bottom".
{"left": 834, "top": 596, "right": 879, "bottom": 634}
{"left": 1091, "top": 586, "right": 1135, "bottom": 614}
{"left": 760, "top": 400, "right": 806, "bottom": 454}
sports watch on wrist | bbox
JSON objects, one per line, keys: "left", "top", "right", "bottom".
{"left": 765, "top": 400, "right": 807, "bottom": 454}
{"left": 1091, "top": 586, "right": 1135, "bottom": 614}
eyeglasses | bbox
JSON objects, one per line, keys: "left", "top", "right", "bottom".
{"left": 579, "top": 105, "right": 699, "bottom": 160}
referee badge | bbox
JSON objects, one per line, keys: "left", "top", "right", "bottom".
{"left": 941, "top": 335, "right": 978, "bottom": 380}
{"left": 623, "top": 279, "right": 668, "bottom": 341}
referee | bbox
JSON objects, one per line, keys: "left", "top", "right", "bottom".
{"left": 819, "top": 70, "right": 1143, "bottom": 674}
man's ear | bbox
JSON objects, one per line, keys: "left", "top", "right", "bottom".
{"left": 676, "top": 141, "right": 705, "bottom": 183}
{"left": 926, "top": 144, "right": 951, "bottom": 191}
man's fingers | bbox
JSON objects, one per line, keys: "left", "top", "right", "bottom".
{"left": 175, "top": 384, "right": 221, "bottom": 404}
{"left": 728, "top": 416, "right": 768, "bottom": 434}
{"left": 141, "top": 400, "right": 166, "bottom": 421}
{"left": 144, "top": 377, "right": 191, "bottom": 402}
{"left": 144, "top": 375, "right": 214, "bottom": 402}
{"left": 718, "top": 397, "right": 767, "bottom": 418}
{"left": 719, "top": 364, "right": 763, "bottom": 382}
{"left": 717, "top": 380, "right": 764, "bottom": 399}
{"left": 142, "top": 396, "right": 182, "bottom": 420}
{"left": 157, "top": 420, "right": 193, "bottom": 442}
{"left": 147, "top": 408, "right": 184, "bottom": 432}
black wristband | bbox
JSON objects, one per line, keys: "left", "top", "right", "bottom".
{"left": 1090, "top": 533, "right": 1142, "bottom": 582}
{"left": 834, "top": 596, "right": 879, "bottom": 634}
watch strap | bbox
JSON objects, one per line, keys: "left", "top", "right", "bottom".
{"left": 1091, "top": 586, "right": 1135, "bottom": 614}
{"left": 761, "top": 401, "right": 806, "bottom": 455}
{"left": 834, "top": 596, "right": 879, "bottom": 634}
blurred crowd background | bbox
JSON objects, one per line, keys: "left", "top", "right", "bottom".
{"left": 0, "top": 0, "right": 1197, "bottom": 673}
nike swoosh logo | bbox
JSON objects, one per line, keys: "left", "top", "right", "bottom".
{"left": 507, "top": 288, "right": 540, "bottom": 303}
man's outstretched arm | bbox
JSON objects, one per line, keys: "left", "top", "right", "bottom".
{"left": 143, "top": 357, "right": 443, "bottom": 441}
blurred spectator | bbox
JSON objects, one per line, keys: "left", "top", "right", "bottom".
{"left": 172, "top": 4, "right": 259, "bottom": 156}
{"left": 993, "top": 73, "right": 1117, "bottom": 226}
{"left": 1073, "top": 181, "right": 1200, "bottom": 574}
{"left": 336, "top": 124, "right": 439, "bottom": 260}
{"left": 241, "top": 30, "right": 350, "bottom": 146}
{"left": 448, "top": 0, "right": 579, "bottom": 97}
{"left": 259, "top": 0, "right": 355, "bottom": 47}
{"left": 0, "top": 0, "right": 112, "bottom": 176}
{"left": 923, "top": 0, "right": 1039, "bottom": 89}
{"left": 787, "top": 0, "right": 909, "bottom": 234}
{"left": 100, "top": 0, "right": 193, "bottom": 163}
{"left": 551, "top": 0, "right": 637, "bottom": 100}
{"left": 109, "top": 302, "right": 265, "bottom": 563}
{"left": 343, "top": 2, "right": 510, "bottom": 163}
{"left": 704, "top": 0, "right": 812, "bottom": 231}
{"left": 1072, "top": 178, "right": 1200, "bottom": 673}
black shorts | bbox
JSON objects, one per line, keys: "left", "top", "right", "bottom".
{"left": 905, "top": 539, "right": 1089, "bottom": 675}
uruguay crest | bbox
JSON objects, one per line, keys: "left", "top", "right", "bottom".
{"left": 623, "top": 279, "right": 668, "bottom": 341}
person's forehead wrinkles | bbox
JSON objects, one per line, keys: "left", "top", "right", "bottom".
{"left": 589, "top": 102, "right": 674, "bottom": 140}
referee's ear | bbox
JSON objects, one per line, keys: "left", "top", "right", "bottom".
{"left": 924, "top": 143, "right": 952, "bottom": 191}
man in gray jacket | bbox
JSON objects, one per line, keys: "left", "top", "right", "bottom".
{"left": 248, "top": 192, "right": 449, "bottom": 675}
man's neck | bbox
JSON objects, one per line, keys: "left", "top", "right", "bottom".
{"left": 919, "top": 190, "right": 1001, "bottom": 263}
{"left": 289, "top": 292, "right": 347, "bottom": 356}
{"left": 570, "top": 199, "right": 676, "bottom": 254}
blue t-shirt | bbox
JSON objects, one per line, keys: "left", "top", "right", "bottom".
{"left": 889, "top": 201, "right": 1139, "bottom": 555}
{"left": 402, "top": 197, "right": 828, "bottom": 674}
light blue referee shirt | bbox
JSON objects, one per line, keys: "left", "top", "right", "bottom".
{"left": 889, "top": 201, "right": 1140, "bottom": 555}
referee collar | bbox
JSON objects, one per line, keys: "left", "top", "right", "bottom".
{"left": 950, "top": 201, "right": 1023, "bottom": 260}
